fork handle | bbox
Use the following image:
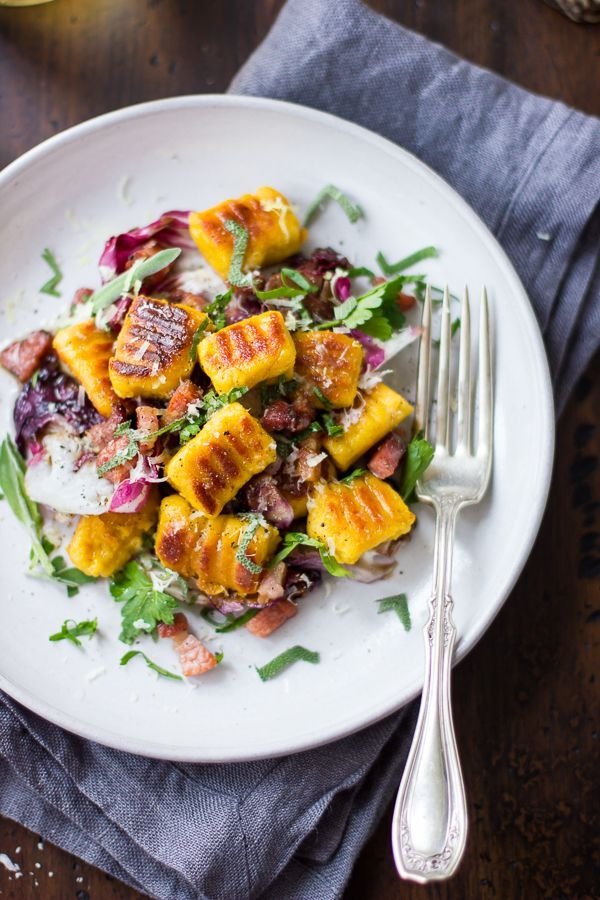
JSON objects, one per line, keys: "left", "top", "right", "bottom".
{"left": 391, "top": 502, "right": 468, "bottom": 882}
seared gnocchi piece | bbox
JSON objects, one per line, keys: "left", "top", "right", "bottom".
{"left": 155, "top": 494, "right": 280, "bottom": 597}
{"left": 53, "top": 320, "right": 117, "bottom": 417}
{"left": 67, "top": 489, "right": 159, "bottom": 577}
{"left": 189, "top": 186, "right": 307, "bottom": 280}
{"left": 109, "top": 296, "right": 208, "bottom": 399}
{"left": 323, "top": 383, "right": 413, "bottom": 471}
{"left": 165, "top": 402, "right": 277, "bottom": 516}
{"left": 293, "top": 331, "right": 363, "bottom": 408}
{"left": 198, "top": 311, "right": 296, "bottom": 394}
{"left": 307, "top": 474, "right": 415, "bottom": 565}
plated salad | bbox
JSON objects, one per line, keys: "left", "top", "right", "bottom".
{"left": 0, "top": 185, "right": 436, "bottom": 682}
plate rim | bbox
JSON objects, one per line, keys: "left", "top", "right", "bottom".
{"left": 0, "top": 94, "right": 555, "bottom": 762}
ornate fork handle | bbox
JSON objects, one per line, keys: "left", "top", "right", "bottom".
{"left": 391, "top": 498, "right": 468, "bottom": 882}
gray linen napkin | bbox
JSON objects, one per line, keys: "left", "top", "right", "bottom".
{"left": 1, "top": 2, "right": 599, "bottom": 899}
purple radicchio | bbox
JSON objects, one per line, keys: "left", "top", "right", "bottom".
{"left": 99, "top": 210, "right": 194, "bottom": 279}
{"left": 109, "top": 479, "right": 153, "bottom": 514}
{"left": 13, "top": 353, "right": 101, "bottom": 456}
{"left": 350, "top": 329, "right": 386, "bottom": 369}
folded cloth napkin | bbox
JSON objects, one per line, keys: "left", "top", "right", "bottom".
{"left": 1, "top": 2, "right": 599, "bottom": 899}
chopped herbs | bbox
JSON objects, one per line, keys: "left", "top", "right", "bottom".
{"left": 201, "top": 607, "right": 259, "bottom": 633}
{"left": 270, "top": 532, "right": 349, "bottom": 577}
{"left": 348, "top": 265, "right": 375, "bottom": 279}
{"left": 377, "top": 593, "right": 411, "bottom": 631}
{"left": 204, "top": 289, "right": 233, "bottom": 330}
{"left": 89, "top": 247, "right": 182, "bottom": 314}
{"left": 312, "top": 386, "right": 332, "bottom": 408}
{"left": 0, "top": 435, "right": 53, "bottom": 576}
{"left": 223, "top": 220, "right": 253, "bottom": 287}
{"left": 255, "top": 268, "right": 317, "bottom": 301}
{"left": 49, "top": 618, "right": 98, "bottom": 647}
{"left": 40, "top": 248, "right": 63, "bottom": 297}
{"left": 339, "top": 468, "right": 367, "bottom": 484}
{"left": 304, "top": 184, "right": 363, "bottom": 227}
{"left": 377, "top": 245, "right": 438, "bottom": 276}
{"left": 322, "top": 414, "right": 343, "bottom": 437}
{"left": 255, "top": 645, "right": 320, "bottom": 682}
{"left": 110, "top": 560, "right": 178, "bottom": 644}
{"left": 235, "top": 515, "right": 264, "bottom": 575}
{"left": 189, "top": 318, "right": 209, "bottom": 359}
{"left": 49, "top": 554, "right": 97, "bottom": 597}
{"left": 400, "top": 434, "right": 435, "bottom": 501}
{"left": 120, "top": 650, "right": 182, "bottom": 681}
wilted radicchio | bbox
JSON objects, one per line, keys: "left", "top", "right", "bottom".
{"left": 350, "top": 329, "right": 386, "bottom": 369}
{"left": 99, "top": 210, "right": 194, "bottom": 279}
{"left": 294, "top": 247, "right": 350, "bottom": 278}
{"left": 13, "top": 353, "right": 101, "bottom": 455}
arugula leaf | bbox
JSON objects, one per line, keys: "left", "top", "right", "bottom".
{"left": 235, "top": 515, "right": 264, "bottom": 575}
{"left": 304, "top": 184, "right": 363, "bottom": 227}
{"left": 201, "top": 607, "right": 259, "bottom": 633}
{"left": 120, "top": 650, "right": 182, "bottom": 681}
{"left": 204, "top": 289, "right": 233, "bottom": 330}
{"left": 40, "top": 248, "right": 63, "bottom": 297}
{"left": 0, "top": 435, "right": 53, "bottom": 576}
{"left": 110, "top": 560, "right": 178, "bottom": 644}
{"left": 223, "top": 220, "right": 253, "bottom": 287}
{"left": 377, "top": 245, "right": 438, "bottom": 276}
{"left": 49, "top": 618, "right": 98, "bottom": 647}
{"left": 255, "top": 645, "right": 320, "bottom": 682}
{"left": 339, "top": 468, "right": 367, "bottom": 484}
{"left": 377, "top": 593, "right": 411, "bottom": 631}
{"left": 269, "top": 532, "right": 349, "bottom": 577}
{"left": 89, "top": 247, "right": 182, "bottom": 314}
{"left": 400, "top": 434, "right": 435, "bottom": 501}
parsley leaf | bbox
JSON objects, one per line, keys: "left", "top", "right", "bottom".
{"left": 377, "top": 593, "right": 411, "bottom": 631}
{"left": 400, "top": 434, "right": 435, "bottom": 501}
{"left": 40, "top": 248, "right": 63, "bottom": 297}
{"left": 49, "top": 618, "right": 98, "bottom": 647}
{"left": 255, "top": 645, "right": 320, "bottom": 682}
{"left": 304, "top": 184, "right": 363, "bottom": 227}
{"left": 120, "top": 649, "right": 182, "bottom": 681}
{"left": 269, "top": 532, "right": 349, "bottom": 577}
{"left": 0, "top": 434, "right": 54, "bottom": 576}
{"left": 339, "top": 468, "right": 367, "bottom": 484}
{"left": 204, "top": 289, "right": 233, "bottom": 330}
{"left": 89, "top": 247, "right": 182, "bottom": 314}
{"left": 377, "top": 246, "right": 438, "bottom": 276}
{"left": 223, "top": 220, "right": 253, "bottom": 287}
{"left": 110, "top": 560, "right": 178, "bottom": 644}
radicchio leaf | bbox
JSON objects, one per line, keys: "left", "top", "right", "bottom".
{"left": 350, "top": 329, "right": 386, "bottom": 369}
{"left": 14, "top": 354, "right": 101, "bottom": 455}
{"left": 99, "top": 210, "right": 193, "bottom": 278}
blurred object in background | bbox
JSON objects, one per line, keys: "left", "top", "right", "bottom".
{"left": 0, "top": 0, "right": 54, "bottom": 5}
{"left": 544, "top": 0, "right": 600, "bottom": 21}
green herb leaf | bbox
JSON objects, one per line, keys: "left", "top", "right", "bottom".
{"left": 89, "top": 247, "right": 182, "bottom": 314}
{"left": 255, "top": 268, "right": 317, "bottom": 301}
{"left": 203, "top": 289, "right": 233, "bottom": 330}
{"left": 120, "top": 649, "right": 182, "bottom": 681}
{"left": 377, "top": 593, "right": 411, "bottom": 631}
{"left": 400, "top": 434, "right": 435, "bottom": 501}
{"left": 269, "top": 532, "right": 349, "bottom": 577}
{"left": 110, "top": 560, "right": 178, "bottom": 644}
{"left": 377, "top": 246, "right": 438, "bottom": 276}
{"left": 322, "top": 414, "right": 343, "bottom": 437}
{"left": 189, "top": 318, "right": 209, "bottom": 359}
{"left": 348, "top": 265, "right": 375, "bottom": 279}
{"left": 40, "top": 248, "right": 63, "bottom": 297}
{"left": 304, "top": 184, "right": 363, "bottom": 227}
{"left": 223, "top": 220, "right": 253, "bottom": 287}
{"left": 0, "top": 435, "right": 53, "bottom": 576}
{"left": 358, "top": 315, "right": 393, "bottom": 341}
{"left": 49, "top": 618, "right": 98, "bottom": 647}
{"left": 339, "top": 467, "right": 367, "bottom": 484}
{"left": 201, "top": 607, "right": 259, "bottom": 633}
{"left": 312, "top": 386, "right": 332, "bottom": 409}
{"left": 235, "top": 515, "right": 264, "bottom": 575}
{"left": 255, "top": 645, "right": 320, "bottom": 682}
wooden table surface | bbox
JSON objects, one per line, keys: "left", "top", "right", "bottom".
{"left": 0, "top": 1, "right": 598, "bottom": 898}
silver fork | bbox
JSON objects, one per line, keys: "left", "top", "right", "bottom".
{"left": 391, "top": 284, "right": 493, "bottom": 882}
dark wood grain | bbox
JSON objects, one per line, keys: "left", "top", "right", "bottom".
{"left": 0, "top": 1, "right": 599, "bottom": 898}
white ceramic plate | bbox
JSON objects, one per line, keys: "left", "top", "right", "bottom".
{"left": 0, "top": 96, "right": 553, "bottom": 762}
